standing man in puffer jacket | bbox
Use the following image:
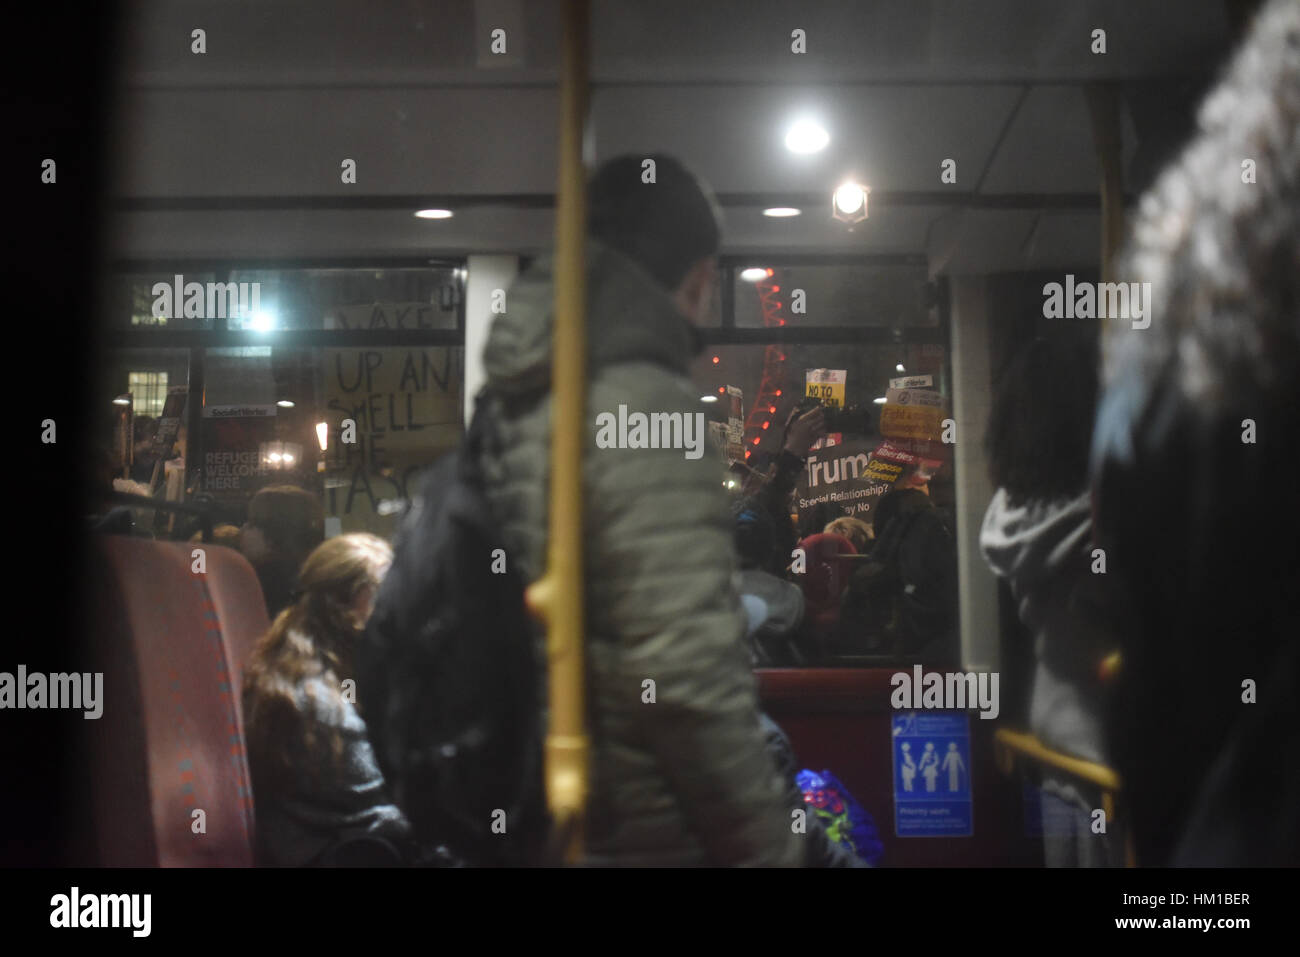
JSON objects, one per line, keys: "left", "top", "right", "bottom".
{"left": 474, "top": 154, "right": 804, "bottom": 866}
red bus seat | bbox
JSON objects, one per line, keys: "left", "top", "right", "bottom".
{"left": 795, "top": 532, "right": 857, "bottom": 629}
{"left": 83, "top": 537, "right": 269, "bottom": 866}
{"left": 758, "top": 668, "right": 1043, "bottom": 866}
{"left": 200, "top": 543, "right": 273, "bottom": 705}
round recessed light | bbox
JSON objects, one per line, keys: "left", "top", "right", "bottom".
{"left": 834, "top": 183, "right": 867, "bottom": 215}
{"left": 276, "top": 400, "right": 295, "bottom": 408}
{"left": 763, "top": 207, "right": 802, "bottom": 218}
{"left": 873, "top": 396, "right": 887, "bottom": 404}
{"left": 415, "top": 209, "right": 454, "bottom": 219}
{"left": 896, "top": 363, "right": 905, "bottom": 372}
{"left": 112, "top": 397, "right": 131, "bottom": 406}
{"left": 785, "top": 120, "right": 829, "bottom": 154}
{"left": 700, "top": 395, "right": 718, "bottom": 403}
{"left": 740, "top": 267, "right": 770, "bottom": 282}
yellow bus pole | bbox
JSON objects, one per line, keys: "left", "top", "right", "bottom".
{"left": 1085, "top": 82, "right": 1126, "bottom": 357}
{"left": 526, "top": 0, "right": 590, "bottom": 864}
{"left": 1085, "top": 83, "right": 1126, "bottom": 285}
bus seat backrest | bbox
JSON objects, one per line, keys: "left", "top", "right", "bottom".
{"left": 85, "top": 537, "right": 267, "bottom": 866}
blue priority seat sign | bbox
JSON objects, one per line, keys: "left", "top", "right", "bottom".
{"left": 891, "top": 711, "right": 972, "bottom": 837}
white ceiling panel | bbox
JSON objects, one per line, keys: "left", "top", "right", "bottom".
{"left": 110, "top": 88, "right": 560, "bottom": 197}
{"left": 591, "top": 85, "right": 1022, "bottom": 194}
{"left": 109, "top": 208, "right": 558, "bottom": 259}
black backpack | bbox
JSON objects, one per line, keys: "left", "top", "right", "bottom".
{"left": 356, "top": 405, "right": 547, "bottom": 865}
{"left": 869, "top": 505, "right": 958, "bottom": 661}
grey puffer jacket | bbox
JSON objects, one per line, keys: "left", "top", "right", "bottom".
{"left": 476, "top": 241, "right": 803, "bottom": 867}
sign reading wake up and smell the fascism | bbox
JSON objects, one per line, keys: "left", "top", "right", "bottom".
{"left": 323, "top": 347, "right": 463, "bottom": 534}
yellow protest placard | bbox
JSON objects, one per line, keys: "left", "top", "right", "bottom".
{"left": 879, "top": 388, "right": 945, "bottom": 442}
{"left": 805, "top": 368, "right": 846, "bottom": 409}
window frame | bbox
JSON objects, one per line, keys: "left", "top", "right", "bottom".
{"left": 106, "top": 257, "right": 468, "bottom": 528}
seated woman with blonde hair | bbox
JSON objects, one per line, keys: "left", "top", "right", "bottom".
{"left": 243, "top": 532, "right": 412, "bottom": 866}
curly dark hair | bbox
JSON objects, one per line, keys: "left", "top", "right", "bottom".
{"left": 986, "top": 336, "right": 1099, "bottom": 506}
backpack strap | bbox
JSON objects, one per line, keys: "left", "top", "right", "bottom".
{"left": 460, "top": 386, "right": 511, "bottom": 483}
{"left": 462, "top": 387, "right": 497, "bottom": 461}
{"left": 463, "top": 383, "right": 550, "bottom": 472}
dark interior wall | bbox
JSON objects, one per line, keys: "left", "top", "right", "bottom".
{"left": 986, "top": 270, "right": 1101, "bottom": 382}
{"left": 6, "top": 3, "right": 122, "bottom": 866}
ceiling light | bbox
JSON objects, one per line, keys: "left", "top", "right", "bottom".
{"left": 740, "top": 267, "right": 770, "bottom": 282}
{"left": 834, "top": 181, "right": 868, "bottom": 214}
{"left": 785, "top": 120, "right": 829, "bottom": 154}
{"left": 415, "top": 209, "right": 454, "bottom": 219}
{"left": 763, "top": 207, "right": 802, "bottom": 218}
{"left": 112, "top": 397, "right": 131, "bottom": 406}
{"left": 896, "top": 363, "right": 905, "bottom": 372}
{"left": 316, "top": 422, "right": 329, "bottom": 451}
{"left": 873, "top": 396, "right": 887, "bottom": 404}
{"left": 701, "top": 395, "right": 718, "bottom": 403}
{"left": 276, "top": 400, "right": 295, "bottom": 409}
{"left": 250, "top": 310, "right": 277, "bottom": 333}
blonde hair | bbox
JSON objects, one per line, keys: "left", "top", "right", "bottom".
{"left": 824, "top": 516, "right": 874, "bottom": 553}
{"left": 189, "top": 524, "right": 242, "bottom": 549}
{"left": 242, "top": 533, "right": 393, "bottom": 790}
